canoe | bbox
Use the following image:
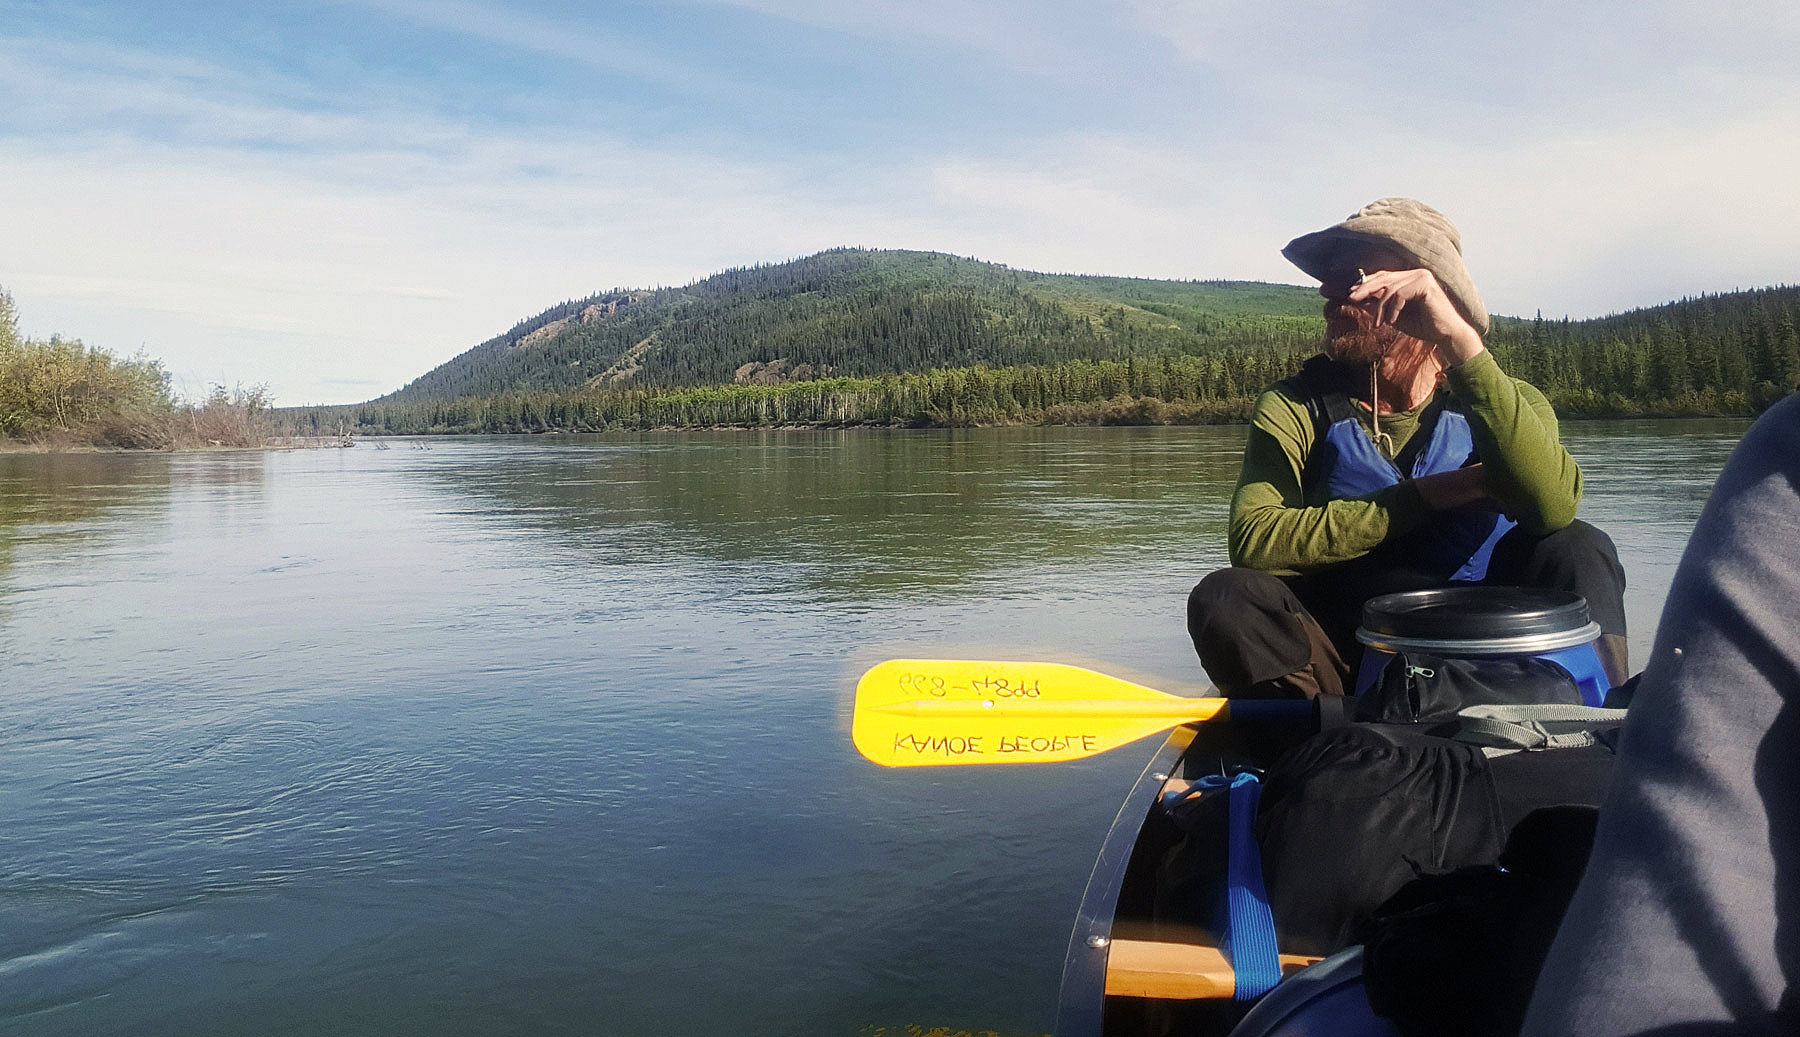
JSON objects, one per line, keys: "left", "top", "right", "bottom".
{"left": 1053, "top": 587, "right": 1618, "bottom": 1034}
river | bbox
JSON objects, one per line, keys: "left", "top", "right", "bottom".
{"left": 0, "top": 420, "right": 1751, "bottom": 1035}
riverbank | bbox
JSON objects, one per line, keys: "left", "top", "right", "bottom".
{"left": 0, "top": 390, "right": 341, "bottom": 452}
{"left": 11, "top": 387, "right": 1782, "bottom": 450}
{"left": 0, "top": 436, "right": 352, "bottom": 454}
{"left": 275, "top": 354, "right": 1787, "bottom": 436}
{"left": 310, "top": 393, "right": 1771, "bottom": 437}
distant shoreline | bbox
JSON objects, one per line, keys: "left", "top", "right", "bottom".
{"left": 0, "top": 435, "right": 353, "bottom": 455}
{"left": 343, "top": 409, "right": 1762, "bottom": 436}
{"left": 9, "top": 408, "right": 1766, "bottom": 454}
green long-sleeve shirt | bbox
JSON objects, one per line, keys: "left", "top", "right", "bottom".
{"left": 1228, "top": 351, "right": 1583, "bottom": 574}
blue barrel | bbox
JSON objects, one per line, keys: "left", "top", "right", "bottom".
{"left": 1353, "top": 587, "right": 1610, "bottom": 706}
{"left": 1227, "top": 947, "right": 1397, "bottom": 1037}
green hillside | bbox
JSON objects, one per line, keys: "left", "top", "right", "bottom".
{"left": 277, "top": 250, "right": 1799, "bottom": 434}
{"left": 375, "top": 248, "right": 1326, "bottom": 403}
{"left": 1486, "top": 289, "right": 1800, "bottom": 408}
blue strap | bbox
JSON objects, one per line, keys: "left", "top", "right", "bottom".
{"left": 1205, "top": 771, "right": 1281, "bottom": 1000}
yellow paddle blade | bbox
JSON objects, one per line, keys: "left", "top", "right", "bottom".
{"left": 853, "top": 659, "right": 1229, "bottom": 767}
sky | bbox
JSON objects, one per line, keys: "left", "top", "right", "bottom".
{"left": 3, "top": 1, "right": 1797, "bottom": 405}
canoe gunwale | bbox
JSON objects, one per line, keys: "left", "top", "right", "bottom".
{"left": 1053, "top": 725, "right": 1196, "bottom": 1036}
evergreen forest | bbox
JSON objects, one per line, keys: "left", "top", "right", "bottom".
{"left": 276, "top": 248, "right": 1800, "bottom": 435}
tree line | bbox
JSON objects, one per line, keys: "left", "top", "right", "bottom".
{"left": 1, "top": 286, "right": 277, "bottom": 448}
{"left": 1487, "top": 287, "right": 1800, "bottom": 414}
{"left": 8, "top": 266, "right": 1797, "bottom": 447}
{"left": 0, "top": 288, "right": 171, "bottom": 440}
{"left": 281, "top": 352, "right": 1293, "bottom": 434}
{"left": 276, "top": 284, "right": 1800, "bottom": 437}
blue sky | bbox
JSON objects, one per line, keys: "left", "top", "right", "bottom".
{"left": 4, "top": 0, "right": 1797, "bottom": 404}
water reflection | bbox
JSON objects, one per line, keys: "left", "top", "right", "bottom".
{"left": 402, "top": 428, "right": 1248, "bottom": 599}
{"left": 0, "top": 453, "right": 174, "bottom": 545}
{"left": 391, "top": 420, "right": 1746, "bottom": 654}
{"left": 0, "top": 452, "right": 272, "bottom": 550}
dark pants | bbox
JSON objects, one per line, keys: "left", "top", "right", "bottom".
{"left": 1187, "top": 520, "right": 1628, "bottom": 698}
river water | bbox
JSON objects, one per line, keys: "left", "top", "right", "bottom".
{"left": 0, "top": 421, "right": 1751, "bottom": 1035}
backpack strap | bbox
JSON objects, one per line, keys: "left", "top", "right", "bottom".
{"left": 1197, "top": 770, "right": 1282, "bottom": 1000}
{"left": 1452, "top": 704, "right": 1629, "bottom": 756}
{"left": 1318, "top": 389, "right": 1356, "bottom": 427}
{"left": 1280, "top": 354, "right": 1455, "bottom": 471}
{"left": 1279, "top": 354, "right": 1358, "bottom": 437}
{"left": 1280, "top": 356, "right": 1358, "bottom": 491}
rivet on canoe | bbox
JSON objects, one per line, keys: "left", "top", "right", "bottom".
{"left": 1150, "top": 773, "right": 1168, "bottom": 782}
{"left": 1086, "top": 935, "right": 1109, "bottom": 949}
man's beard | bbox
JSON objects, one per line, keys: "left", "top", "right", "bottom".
{"left": 1325, "top": 301, "right": 1404, "bottom": 365}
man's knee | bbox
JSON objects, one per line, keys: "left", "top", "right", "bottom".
{"left": 1493, "top": 520, "right": 1622, "bottom": 582}
{"left": 1189, "top": 566, "right": 1288, "bottom": 615}
{"left": 1187, "top": 567, "right": 1345, "bottom": 697}
{"left": 1187, "top": 567, "right": 1301, "bottom": 642}
{"left": 1490, "top": 519, "right": 1627, "bottom": 636}
{"left": 1535, "top": 520, "right": 1623, "bottom": 572}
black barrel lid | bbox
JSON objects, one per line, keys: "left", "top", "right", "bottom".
{"left": 1359, "top": 586, "right": 1592, "bottom": 642}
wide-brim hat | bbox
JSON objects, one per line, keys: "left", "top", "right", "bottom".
{"left": 1281, "top": 198, "right": 1491, "bottom": 336}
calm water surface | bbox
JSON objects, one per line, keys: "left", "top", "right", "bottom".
{"left": 0, "top": 422, "right": 1750, "bottom": 1035}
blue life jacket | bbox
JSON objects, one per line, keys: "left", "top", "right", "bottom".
{"left": 1287, "top": 356, "right": 1515, "bottom": 584}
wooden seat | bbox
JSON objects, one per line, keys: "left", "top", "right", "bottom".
{"left": 1104, "top": 936, "right": 1322, "bottom": 1000}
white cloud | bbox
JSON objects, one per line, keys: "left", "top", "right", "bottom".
{"left": 1120, "top": 0, "right": 1800, "bottom": 133}
{"left": 1449, "top": 114, "right": 1800, "bottom": 318}
{"left": 913, "top": 82, "right": 1800, "bottom": 316}
{"left": 3, "top": 135, "right": 889, "bottom": 403}
{"left": 13, "top": 79, "right": 1798, "bottom": 405}
{"left": 0, "top": 34, "right": 945, "bottom": 404}
{"left": 3, "top": 2, "right": 1796, "bottom": 406}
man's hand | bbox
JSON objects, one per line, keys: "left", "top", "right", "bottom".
{"left": 1347, "top": 269, "right": 1486, "bottom": 366}
{"left": 1411, "top": 463, "right": 1492, "bottom": 511}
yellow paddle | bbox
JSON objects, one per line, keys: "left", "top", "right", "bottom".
{"left": 853, "top": 659, "right": 1238, "bottom": 767}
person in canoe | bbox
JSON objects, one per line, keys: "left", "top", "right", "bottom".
{"left": 1187, "top": 198, "right": 1629, "bottom": 698}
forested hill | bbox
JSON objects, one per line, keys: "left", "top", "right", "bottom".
{"left": 1491, "top": 287, "right": 1800, "bottom": 405}
{"left": 280, "top": 251, "right": 1798, "bottom": 434}
{"left": 376, "top": 248, "right": 1325, "bottom": 404}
